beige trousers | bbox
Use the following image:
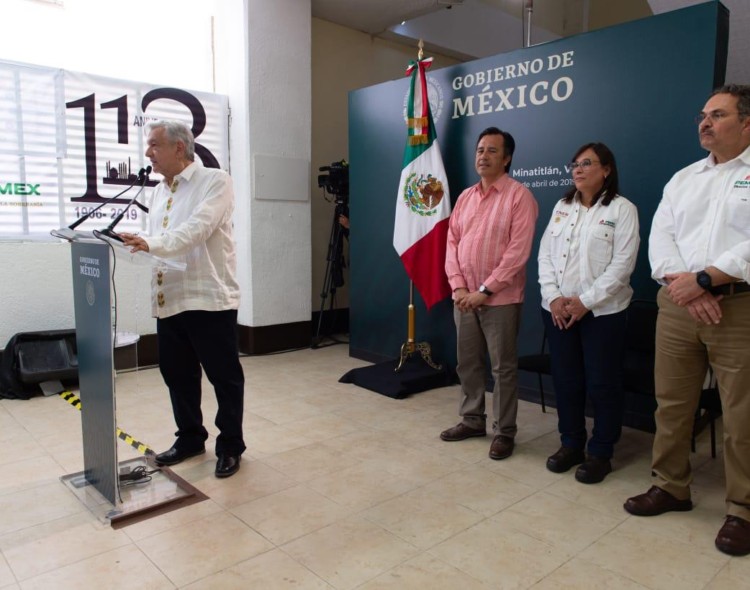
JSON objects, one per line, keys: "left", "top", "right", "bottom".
{"left": 652, "top": 287, "right": 750, "bottom": 520}
{"left": 454, "top": 303, "right": 521, "bottom": 438}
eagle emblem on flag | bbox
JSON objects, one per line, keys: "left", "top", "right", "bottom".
{"left": 403, "top": 172, "right": 445, "bottom": 216}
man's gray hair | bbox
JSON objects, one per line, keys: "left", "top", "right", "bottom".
{"left": 145, "top": 120, "right": 195, "bottom": 161}
{"left": 711, "top": 84, "right": 750, "bottom": 120}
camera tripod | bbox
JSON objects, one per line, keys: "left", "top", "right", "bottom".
{"left": 311, "top": 200, "right": 348, "bottom": 348}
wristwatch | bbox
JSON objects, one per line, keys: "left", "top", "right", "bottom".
{"left": 479, "top": 285, "right": 493, "bottom": 296}
{"left": 696, "top": 270, "right": 712, "bottom": 291}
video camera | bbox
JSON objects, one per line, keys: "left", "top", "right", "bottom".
{"left": 318, "top": 159, "right": 349, "bottom": 202}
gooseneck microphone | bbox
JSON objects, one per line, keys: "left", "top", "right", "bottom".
{"left": 67, "top": 167, "right": 150, "bottom": 231}
{"left": 98, "top": 166, "right": 152, "bottom": 242}
{"left": 131, "top": 165, "right": 151, "bottom": 212}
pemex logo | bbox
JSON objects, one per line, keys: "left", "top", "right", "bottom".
{"left": 402, "top": 173, "right": 445, "bottom": 216}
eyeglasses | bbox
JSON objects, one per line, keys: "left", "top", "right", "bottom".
{"left": 570, "top": 158, "right": 600, "bottom": 170}
{"left": 695, "top": 110, "right": 737, "bottom": 125}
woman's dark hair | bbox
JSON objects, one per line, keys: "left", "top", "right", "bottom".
{"left": 476, "top": 127, "right": 516, "bottom": 172}
{"left": 563, "top": 142, "right": 619, "bottom": 206}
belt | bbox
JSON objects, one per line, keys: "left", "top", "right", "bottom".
{"left": 711, "top": 282, "right": 750, "bottom": 296}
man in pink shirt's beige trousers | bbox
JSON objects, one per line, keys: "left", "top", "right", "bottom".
{"left": 441, "top": 127, "right": 539, "bottom": 460}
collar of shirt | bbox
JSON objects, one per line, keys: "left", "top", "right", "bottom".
{"left": 161, "top": 161, "right": 200, "bottom": 189}
{"left": 476, "top": 173, "right": 512, "bottom": 198}
{"left": 698, "top": 143, "right": 750, "bottom": 173}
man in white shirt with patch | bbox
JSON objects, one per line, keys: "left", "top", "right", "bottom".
{"left": 624, "top": 84, "right": 750, "bottom": 557}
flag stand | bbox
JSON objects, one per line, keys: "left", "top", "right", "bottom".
{"left": 395, "top": 281, "right": 442, "bottom": 372}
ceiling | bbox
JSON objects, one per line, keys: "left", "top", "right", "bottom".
{"left": 311, "top": 0, "right": 749, "bottom": 82}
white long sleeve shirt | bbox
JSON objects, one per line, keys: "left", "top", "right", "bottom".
{"left": 649, "top": 145, "right": 750, "bottom": 284}
{"left": 538, "top": 194, "right": 640, "bottom": 316}
{"left": 143, "top": 161, "right": 240, "bottom": 318}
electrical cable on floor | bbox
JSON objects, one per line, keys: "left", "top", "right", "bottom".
{"left": 118, "top": 465, "right": 161, "bottom": 486}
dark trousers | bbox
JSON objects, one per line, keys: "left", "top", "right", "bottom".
{"left": 542, "top": 308, "right": 626, "bottom": 458}
{"left": 157, "top": 309, "right": 245, "bottom": 456}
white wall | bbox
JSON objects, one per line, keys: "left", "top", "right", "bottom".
{"left": 213, "top": 0, "right": 313, "bottom": 329}
{"left": 242, "top": 0, "right": 312, "bottom": 327}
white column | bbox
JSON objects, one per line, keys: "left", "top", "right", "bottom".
{"left": 215, "top": 0, "right": 312, "bottom": 330}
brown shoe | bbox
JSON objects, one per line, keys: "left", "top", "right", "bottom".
{"left": 546, "top": 446, "right": 585, "bottom": 473}
{"left": 489, "top": 435, "right": 514, "bottom": 460}
{"left": 715, "top": 516, "right": 750, "bottom": 556}
{"left": 624, "top": 485, "right": 693, "bottom": 516}
{"left": 440, "top": 423, "right": 486, "bottom": 441}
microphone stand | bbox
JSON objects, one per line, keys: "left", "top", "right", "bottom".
{"left": 51, "top": 168, "right": 148, "bottom": 241}
{"left": 95, "top": 171, "right": 150, "bottom": 242}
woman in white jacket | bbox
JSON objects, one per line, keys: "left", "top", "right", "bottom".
{"left": 538, "top": 142, "right": 640, "bottom": 484}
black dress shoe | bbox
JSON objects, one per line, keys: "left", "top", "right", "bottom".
{"left": 155, "top": 445, "right": 205, "bottom": 466}
{"left": 624, "top": 485, "right": 693, "bottom": 516}
{"left": 215, "top": 454, "right": 241, "bottom": 478}
{"left": 546, "top": 446, "right": 585, "bottom": 473}
{"left": 575, "top": 456, "right": 612, "bottom": 484}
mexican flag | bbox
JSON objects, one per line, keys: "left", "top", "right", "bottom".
{"left": 392, "top": 56, "right": 451, "bottom": 310}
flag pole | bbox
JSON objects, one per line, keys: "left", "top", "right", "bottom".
{"left": 395, "top": 39, "right": 442, "bottom": 373}
{"left": 396, "top": 281, "right": 442, "bottom": 371}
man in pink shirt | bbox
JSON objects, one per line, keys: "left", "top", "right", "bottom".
{"left": 441, "top": 127, "right": 538, "bottom": 460}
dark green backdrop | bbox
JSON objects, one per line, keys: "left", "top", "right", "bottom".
{"left": 348, "top": 1, "right": 729, "bottom": 375}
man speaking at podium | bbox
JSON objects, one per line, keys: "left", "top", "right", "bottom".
{"left": 120, "top": 120, "right": 245, "bottom": 479}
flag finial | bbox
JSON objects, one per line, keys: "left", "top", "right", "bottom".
{"left": 418, "top": 39, "right": 424, "bottom": 61}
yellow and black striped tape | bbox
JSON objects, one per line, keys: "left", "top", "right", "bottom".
{"left": 59, "top": 390, "right": 155, "bottom": 456}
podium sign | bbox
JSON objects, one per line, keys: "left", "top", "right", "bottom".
{"left": 71, "top": 241, "right": 118, "bottom": 504}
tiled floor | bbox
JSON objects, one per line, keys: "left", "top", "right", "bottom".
{"left": 0, "top": 343, "right": 747, "bottom": 589}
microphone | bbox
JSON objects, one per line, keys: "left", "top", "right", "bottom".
{"left": 67, "top": 167, "right": 150, "bottom": 230}
{"left": 97, "top": 166, "right": 151, "bottom": 242}
{"left": 131, "top": 166, "right": 151, "bottom": 213}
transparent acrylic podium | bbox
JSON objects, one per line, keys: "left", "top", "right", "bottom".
{"left": 53, "top": 229, "right": 206, "bottom": 525}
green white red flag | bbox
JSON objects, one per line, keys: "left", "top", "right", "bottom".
{"left": 392, "top": 56, "right": 451, "bottom": 309}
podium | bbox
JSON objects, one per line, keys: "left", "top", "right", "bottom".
{"left": 53, "top": 229, "right": 205, "bottom": 525}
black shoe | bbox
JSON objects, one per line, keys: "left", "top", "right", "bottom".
{"left": 154, "top": 445, "right": 205, "bottom": 466}
{"left": 215, "top": 454, "right": 241, "bottom": 478}
{"left": 575, "top": 456, "right": 612, "bottom": 484}
{"left": 546, "top": 446, "right": 585, "bottom": 473}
